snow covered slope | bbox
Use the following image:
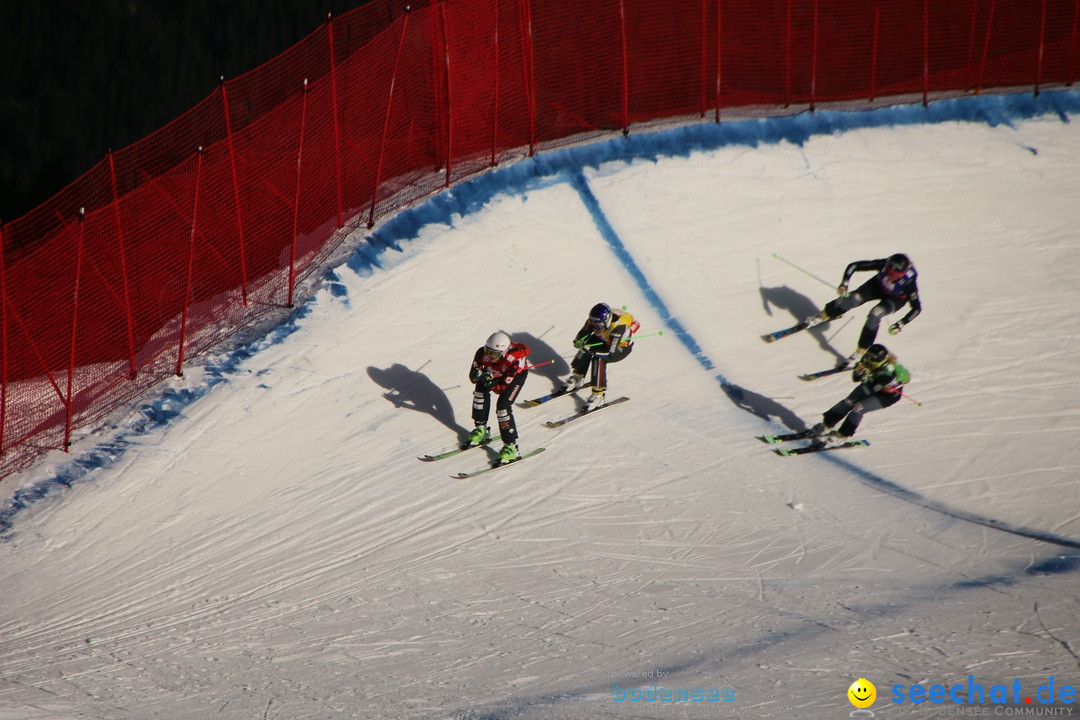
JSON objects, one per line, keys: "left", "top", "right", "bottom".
{"left": 2, "top": 92, "right": 1079, "bottom": 720}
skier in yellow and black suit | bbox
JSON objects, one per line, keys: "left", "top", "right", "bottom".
{"left": 559, "top": 302, "right": 639, "bottom": 410}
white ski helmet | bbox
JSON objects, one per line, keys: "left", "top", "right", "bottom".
{"left": 485, "top": 331, "right": 511, "bottom": 357}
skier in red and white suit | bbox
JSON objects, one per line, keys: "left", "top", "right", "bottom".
{"left": 466, "top": 331, "right": 530, "bottom": 463}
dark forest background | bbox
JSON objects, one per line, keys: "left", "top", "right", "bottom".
{"left": 0, "top": 0, "right": 368, "bottom": 224}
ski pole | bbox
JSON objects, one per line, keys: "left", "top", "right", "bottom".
{"left": 825, "top": 318, "right": 853, "bottom": 344}
{"left": 584, "top": 330, "right": 664, "bottom": 348}
{"left": 523, "top": 359, "right": 554, "bottom": 371}
{"left": 772, "top": 253, "right": 836, "bottom": 291}
{"left": 885, "top": 386, "right": 922, "bottom": 406}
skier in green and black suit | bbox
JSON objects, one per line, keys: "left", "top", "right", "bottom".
{"left": 810, "top": 343, "right": 910, "bottom": 445}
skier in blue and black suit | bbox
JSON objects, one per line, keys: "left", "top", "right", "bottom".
{"left": 803, "top": 253, "right": 921, "bottom": 366}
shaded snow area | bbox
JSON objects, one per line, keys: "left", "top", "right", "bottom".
{"left": 3, "top": 92, "right": 1080, "bottom": 720}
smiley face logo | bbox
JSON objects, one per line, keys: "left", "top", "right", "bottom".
{"left": 847, "top": 678, "right": 876, "bottom": 709}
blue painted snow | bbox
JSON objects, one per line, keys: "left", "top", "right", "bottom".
{"left": 0, "top": 303, "right": 314, "bottom": 536}
{"left": 564, "top": 167, "right": 716, "bottom": 374}
{"left": 4, "top": 89, "right": 1079, "bottom": 539}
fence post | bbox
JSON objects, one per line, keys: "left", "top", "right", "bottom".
{"left": 490, "top": 1, "right": 502, "bottom": 165}
{"left": 1070, "top": 0, "right": 1080, "bottom": 86}
{"left": 176, "top": 147, "right": 205, "bottom": 377}
{"left": 327, "top": 15, "right": 344, "bottom": 228}
{"left": 922, "top": 0, "right": 930, "bottom": 105}
{"left": 220, "top": 79, "right": 250, "bottom": 306}
{"left": 1035, "top": 0, "right": 1047, "bottom": 95}
{"left": 698, "top": 0, "right": 707, "bottom": 118}
{"left": 870, "top": 0, "right": 881, "bottom": 101}
{"left": 107, "top": 150, "right": 139, "bottom": 379}
{"left": 368, "top": 8, "right": 411, "bottom": 229}
{"left": 784, "top": 0, "right": 792, "bottom": 107}
{"left": 0, "top": 222, "right": 6, "bottom": 458}
{"left": 965, "top": 0, "right": 979, "bottom": 91}
{"left": 437, "top": 0, "right": 454, "bottom": 187}
{"left": 619, "top": 0, "right": 630, "bottom": 134}
{"left": 716, "top": 0, "right": 724, "bottom": 121}
{"left": 65, "top": 208, "right": 87, "bottom": 450}
{"left": 810, "top": 0, "right": 819, "bottom": 111}
{"left": 289, "top": 79, "right": 311, "bottom": 308}
{"left": 517, "top": 0, "right": 536, "bottom": 156}
{"left": 977, "top": 0, "right": 997, "bottom": 94}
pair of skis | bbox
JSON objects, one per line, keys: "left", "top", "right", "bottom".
{"left": 419, "top": 386, "right": 628, "bottom": 477}
{"left": 759, "top": 429, "right": 869, "bottom": 456}
{"left": 763, "top": 320, "right": 852, "bottom": 381}
{"left": 519, "top": 384, "right": 630, "bottom": 428}
{"left": 761, "top": 321, "right": 870, "bottom": 454}
{"left": 418, "top": 440, "right": 547, "bottom": 478}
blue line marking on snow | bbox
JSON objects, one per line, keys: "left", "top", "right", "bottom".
{"left": 4, "top": 90, "right": 1080, "bottom": 542}
{"left": 828, "top": 455, "right": 1080, "bottom": 549}
{"left": 564, "top": 165, "right": 1080, "bottom": 551}
{"left": 0, "top": 303, "right": 314, "bottom": 538}
{"left": 564, "top": 168, "right": 717, "bottom": 375}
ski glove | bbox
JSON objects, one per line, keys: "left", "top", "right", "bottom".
{"left": 888, "top": 321, "right": 904, "bottom": 335}
{"left": 477, "top": 372, "right": 496, "bottom": 391}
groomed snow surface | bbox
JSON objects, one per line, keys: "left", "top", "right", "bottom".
{"left": 2, "top": 92, "right": 1080, "bottom": 720}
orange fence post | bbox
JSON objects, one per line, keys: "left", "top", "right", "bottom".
{"left": 517, "top": 0, "right": 536, "bottom": 156}
{"left": 107, "top": 150, "right": 138, "bottom": 379}
{"left": 978, "top": 0, "right": 998, "bottom": 94}
{"left": 368, "top": 9, "right": 412, "bottom": 229}
{"left": 618, "top": 0, "right": 630, "bottom": 133}
{"left": 870, "top": 0, "right": 881, "bottom": 101}
{"left": 922, "top": 0, "right": 930, "bottom": 106}
{"left": 65, "top": 208, "right": 87, "bottom": 450}
{"left": 0, "top": 222, "right": 6, "bottom": 458}
{"left": 437, "top": 1, "right": 453, "bottom": 187}
{"left": 176, "top": 148, "right": 205, "bottom": 377}
{"left": 490, "top": 1, "right": 502, "bottom": 166}
{"left": 1070, "top": 0, "right": 1080, "bottom": 86}
{"left": 716, "top": 0, "right": 724, "bottom": 120}
{"left": 220, "top": 80, "right": 250, "bottom": 306}
{"left": 327, "top": 15, "right": 344, "bottom": 229}
{"left": 289, "top": 79, "right": 311, "bottom": 308}
{"left": 1036, "top": 0, "right": 1048, "bottom": 95}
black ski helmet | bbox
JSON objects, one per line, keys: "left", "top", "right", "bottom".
{"left": 886, "top": 253, "right": 911, "bottom": 275}
{"left": 863, "top": 344, "right": 890, "bottom": 368}
{"left": 588, "top": 302, "right": 612, "bottom": 328}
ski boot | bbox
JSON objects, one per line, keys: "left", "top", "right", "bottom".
{"left": 498, "top": 443, "right": 519, "bottom": 464}
{"left": 466, "top": 425, "right": 490, "bottom": 447}
{"left": 560, "top": 373, "right": 585, "bottom": 393}
{"left": 802, "top": 310, "right": 829, "bottom": 329}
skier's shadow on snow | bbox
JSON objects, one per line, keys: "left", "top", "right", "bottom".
{"left": 366, "top": 332, "right": 566, "bottom": 441}
{"left": 720, "top": 380, "right": 806, "bottom": 433}
{"left": 759, "top": 284, "right": 847, "bottom": 366}
{"left": 720, "top": 284, "right": 843, "bottom": 432}
{"left": 509, "top": 331, "right": 569, "bottom": 392}
{"left": 367, "top": 364, "right": 467, "bottom": 438}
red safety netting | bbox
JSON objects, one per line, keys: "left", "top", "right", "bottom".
{"left": 1, "top": 0, "right": 1077, "bottom": 479}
